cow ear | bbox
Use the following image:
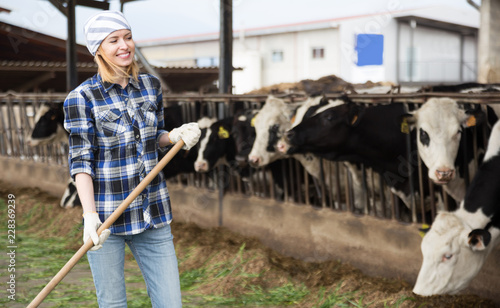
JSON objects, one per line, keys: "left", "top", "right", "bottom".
{"left": 218, "top": 125, "right": 230, "bottom": 139}
{"left": 347, "top": 103, "right": 364, "bottom": 126}
{"left": 463, "top": 107, "right": 486, "bottom": 128}
{"left": 418, "top": 224, "right": 431, "bottom": 238}
{"left": 399, "top": 113, "right": 417, "bottom": 134}
{"left": 468, "top": 229, "right": 492, "bottom": 251}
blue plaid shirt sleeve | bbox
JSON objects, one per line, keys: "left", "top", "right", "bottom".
{"left": 155, "top": 91, "right": 169, "bottom": 150}
{"left": 63, "top": 89, "right": 96, "bottom": 180}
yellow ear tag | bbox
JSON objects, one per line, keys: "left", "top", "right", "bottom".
{"left": 419, "top": 223, "right": 430, "bottom": 238}
{"left": 218, "top": 126, "right": 230, "bottom": 139}
{"left": 466, "top": 115, "right": 477, "bottom": 127}
{"left": 401, "top": 117, "right": 409, "bottom": 134}
{"left": 290, "top": 115, "right": 296, "bottom": 125}
{"left": 350, "top": 114, "right": 358, "bottom": 125}
{"left": 251, "top": 116, "right": 256, "bottom": 127}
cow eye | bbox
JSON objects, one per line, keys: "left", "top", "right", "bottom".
{"left": 442, "top": 254, "right": 453, "bottom": 262}
{"left": 419, "top": 128, "right": 430, "bottom": 146}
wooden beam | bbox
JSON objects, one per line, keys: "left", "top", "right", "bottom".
{"left": 47, "top": 0, "right": 67, "bottom": 17}
{"left": 76, "top": 0, "right": 110, "bottom": 10}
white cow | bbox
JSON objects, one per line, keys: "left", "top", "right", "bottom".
{"left": 413, "top": 120, "right": 500, "bottom": 296}
{"left": 404, "top": 97, "right": 484, "bottom": 202}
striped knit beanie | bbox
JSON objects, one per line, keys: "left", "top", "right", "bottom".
{"left": 84, "top": 11, "right": 131, "bottom": 56}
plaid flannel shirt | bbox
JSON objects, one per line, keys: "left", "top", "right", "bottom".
{"left": 64, "top": 73, "right": 172, "bottom": 235}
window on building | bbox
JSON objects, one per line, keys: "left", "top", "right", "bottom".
{"left": 196, "top": 57, "right": 219, "bottom": 67}
{"left": 312, "top": 47, "right": 325, "bottom": 59}
{"left": 271, "top": 50, "right": 284, "bottom": 62}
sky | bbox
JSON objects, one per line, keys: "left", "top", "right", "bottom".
{"left": 0, "top": 0, "right": 479, "bottom": 46}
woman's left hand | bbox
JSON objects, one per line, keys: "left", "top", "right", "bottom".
{"left": 168, "top": 123, "right": 201, "bottom": 150}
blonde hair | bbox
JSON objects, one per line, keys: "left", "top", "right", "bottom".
{"left": 95, "top": 46, "right": 139, "bottom": 84}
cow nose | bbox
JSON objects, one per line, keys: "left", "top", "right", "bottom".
{"left": 248, "top": 155, "right": 261, "bottom": 167}
{"left": 194, "top": 161, "right": 208, "bottom": 172}
{"left": 276, "top": 140, "right": 288, "bottom": 153}
{"left": 435, "top": 168, "right": 455, "bottom": 183}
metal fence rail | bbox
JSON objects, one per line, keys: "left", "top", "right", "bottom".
{"left": 1, "top": 90, "right": 496, "bottom": 225}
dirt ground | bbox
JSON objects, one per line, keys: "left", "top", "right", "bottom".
{"left": 2, "top": 182, "right": 498, "bottom": 307}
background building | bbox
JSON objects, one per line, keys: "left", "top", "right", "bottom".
{"left": 138, "top": 5, "right": 479, "bottom": 94}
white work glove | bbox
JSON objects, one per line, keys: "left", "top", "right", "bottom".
{"left": 168, "top": 122, "right": 201, "bottom": 150}
{"left": 83, "top": 212, "right": 111, "bottom": 251}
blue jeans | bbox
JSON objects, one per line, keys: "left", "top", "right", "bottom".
{"left": 87, "top": 225, "right": 182, "bottom": 307}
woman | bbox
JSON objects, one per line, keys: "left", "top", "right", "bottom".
{"left": 63, "top": 11, "right": 200, "bottom": 307}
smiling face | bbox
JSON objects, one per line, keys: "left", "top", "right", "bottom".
{"left": 98, "top": 29, "right": 135, "bottom": 69}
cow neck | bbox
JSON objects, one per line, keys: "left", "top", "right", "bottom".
{"left": 342, "top": 103, "right": 432, "bottom": 195}
{"left": 455, "top": 124, "right": 487, "bottom": 179}
{"left": 462, "top": 154, "right": 500, "bottom": 230}
{"left": 344, "top": 104, "right": 411, "bottom": 172}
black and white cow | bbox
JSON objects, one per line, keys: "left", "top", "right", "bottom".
{"left": 402, "top": 97, "right": 485, "bottom": 202}
{"left": 283, "top": 98, "right": 435, "bottom": 215}
{"left": 27, "top": 103, "right": 68, "bottom": 146}
{"left": 232, "top": 109, "right": 259, "bottom": 165}
{"left": 247, "top": 96, "right": 332, "bottom": 193}
{"left": 284, "top": 96, "right": 489, "bottom": 210}
{"left": 194, "top": 114, "right": 286, "bottom": 198}
{"left": 247, "top": 95, "right": 374, "bottom": 207}
{"left": 413, "top": 120, "right": 500, "bottom": 296}
{"left": 59, "top": 178, "right": 81, "bottom": 208}
{"left": 194, "top": 117, "right": 234, "bottom": 172}
{"left": 27, "top": 103, "right": 80, "bottom": 208}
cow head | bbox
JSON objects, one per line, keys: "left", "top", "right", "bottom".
{"left": 402, "top": 98, "right": 482, "bottom": 185}
{"left": 194, "top": 117, "right": 218, "bottom": 172}
{"left": 232, "top": 110, "right": 258, "bottom": 164}
{"left": 276, "top": 96, "right": 329, "bottom": 153}
{"left": 413, "top": 211, "right": 492, "bottom": 296}
{"left": 27, "top": 103, "right": 67, "bottom": 146}
{"left": 284, "top": 100, "right": 362, "bottom": 155}
{"left": 248, "top": 96, "right": 291, "bottom": 167}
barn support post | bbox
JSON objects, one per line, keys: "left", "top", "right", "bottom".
{"left": 0, "top": 103, "right": 8, "bottom": 156}
{"left": 5, "top": 98, "right": 16, "bottom": 156}
{"left": 219, "top": 0, "right": 233, "bottom": 94}
{"left": 478, "top": 0, "right": 500, "bottom": 83}
{"left": 216, "top": 0, "right": 233, "bottom": 226}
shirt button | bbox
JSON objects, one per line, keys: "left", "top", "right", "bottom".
{"left": 125, "top": 98, "right": 129, "bottom": 101}
{"left": 136, "top": 134, "right": 140, "bottom": 139}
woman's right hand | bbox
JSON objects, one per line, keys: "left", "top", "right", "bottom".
{"left": 83, "top": 212, "right": 111, "bottom": 251}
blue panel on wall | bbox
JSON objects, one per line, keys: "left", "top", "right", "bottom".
{"left": 356, "top": 34, "right": 384, "bottom": 66}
